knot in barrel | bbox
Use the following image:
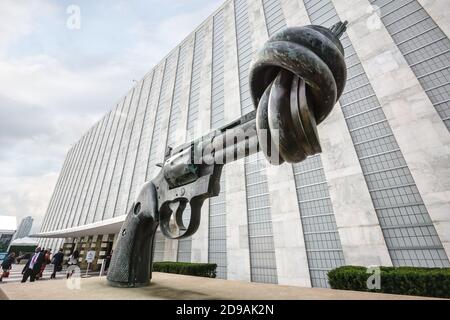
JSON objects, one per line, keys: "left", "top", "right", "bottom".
{"left": 249, "top": 22, "right": 348, "bottom": 165}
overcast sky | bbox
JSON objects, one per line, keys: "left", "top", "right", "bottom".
{"left": 0, "top": 0, "right": 222, "bottom": 233}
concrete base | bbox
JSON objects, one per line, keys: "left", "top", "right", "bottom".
{"left": 0, "top": 273, "right": 438, "bottom": 300}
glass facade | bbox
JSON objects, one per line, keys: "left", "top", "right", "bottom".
{"left": 370, "top": 0, "right": 450, "bottom": 130}
{"left": 303, "top": 0, "right": 449, "bottom": 268}
{"left": 208, "top": 9, "right": 228, "bottom": 279}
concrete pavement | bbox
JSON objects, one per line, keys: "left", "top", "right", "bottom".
{"left": 0, "top": 272, "right": 439, "bottom": 300}
{"left": 0, "top": 264, "right": 100, "bottom": 284}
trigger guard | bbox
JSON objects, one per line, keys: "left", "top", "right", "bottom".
{"left": 159, "top": 199, "right": 202, "bottom": 240}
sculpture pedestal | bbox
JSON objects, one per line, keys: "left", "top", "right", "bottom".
{"left": 0, "top": 272, "right": 432, "bottom": 300}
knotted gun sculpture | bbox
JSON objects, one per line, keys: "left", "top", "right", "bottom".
{"left": 107, "top": 21, "right": 348, "bottom": 287}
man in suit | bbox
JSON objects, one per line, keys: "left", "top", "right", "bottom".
{"left": 21, "top": 246, "right": 44, "bottom": 283}
{"left": 50, "top": 248, "right": 64, "bottom": 279}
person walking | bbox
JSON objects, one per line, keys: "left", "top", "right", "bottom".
{"left": 0, "top": 252, "right": 16, "bottom": 282}
{"left": 66, "top": 250, "right": 79, "bottom": 279}
{"left": 21, "top": 247, "right": 44, "bottom": 283}
{"left": 104, "top": 249, "right": 113, "bottom": 274}
{"left": 35, "top": 249, "right": 51, "bottom": 280}
{"left": 51, "top": 249, "right": 64, "bottom": 279}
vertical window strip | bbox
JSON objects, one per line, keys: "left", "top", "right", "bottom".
{"left": 101, "top": 90, "right": 136, "bottom": 222}
{"left": 244, "top": 152, "right": 277, "bottom": 283}
{"left": 234, "top": 0, "right": 254, "bottom": 114}
{"left": 173, "top": 43, "right": 193, "bottom": 263}
{"left": 90, "top": 102, "right": 124, "bottom": 223}
{"left": 58, "top": 124, "right": 99, "bottom": 231}
{"left": 369, "top": 0, "right": 450, "bottom": 130}
{"left": 210, "top": 11, "right": 226, "bottom": 128}
{"left": 209, "top": 172, "right": 227, "bottom": 278}
{"left": 176, "top": 205, "right": 193, "bottom": 262}
{"left": 153, "top": 231, "right": 166, "bottom": 262}
{"left": 303, "top": 0, "right": 449, "bottom": 267}
{"left": 126, "top": 71, "right": 159, "bottom": 214}
{"left": 146, "top": 52, "right": 178, "bottom": 181}
{"left": 293, "top": 155, "right": 346, "bottom": 287}
{"left": 262, "top": 0, "right": 287, "bottom": 37}
{"left": 265, "top": 0, "right": 344, "bottom": 288}
{"left": 41, "top": 145, "right": 76, "bottom": 233}
{"left": 234, "top": 0, "right": 277, "bottom": 284}
{"left": 148, "top": 52, "right": 179, "bottom": 262}
{"left": 111, "top": 80, "right": 146, "bottom": 219}
{"left": 177, "top": 28, "right": 208, "bottom": 262}
{"left": 208, "top": 9, "right": 227, "bottom": 279}
{"left": 40, "top": 148, "right": 72, "bottom": 232}
{"left": 82, "top": 110, "right": 116, "bottom": 226}
{"left": 186, "top": 27, "right": 207, "bottom": 141}
{"left": 164, "top": 42, "right": 191, "bottom": 263}
{"left": 74, "top": 111, "right": 111, "bottom": 227}
{"left": 167, "top": 43, "right": 189, "bottom": 149}
{"left": 93, "top": 98, "right": 130, "bottom": 223}
{"left": 42, "top": 141, "right": 80, "bottom": 234}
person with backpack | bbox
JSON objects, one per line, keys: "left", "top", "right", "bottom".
{"left": 35, "top": 249, "right": 51, "bottom": 280}
{"left": 50, "top": 248, "right": 64, "bottom": 279}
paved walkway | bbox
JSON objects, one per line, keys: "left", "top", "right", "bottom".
{"left": 0, "top": 272, "right": 438, "bottom": 300}
{"left": 0, "top": 264, "right": 100, "bottom": 284}
{"left": 0, "top": 264, "right": 65, "bottom": 284}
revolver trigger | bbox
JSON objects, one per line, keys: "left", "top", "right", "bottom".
{"left": 168, "top": 201, "right": 187, "bottom": 231}
{"left": 159, "top": 198, "right": 200, "bottom": 240}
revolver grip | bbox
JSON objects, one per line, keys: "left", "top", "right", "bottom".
{"left": 107, "top": 181, "right": 159, "bottom": 287}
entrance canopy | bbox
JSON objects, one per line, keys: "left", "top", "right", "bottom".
{"left": 31, "top": 215, "right": 125, "bottom": 238}
{"left": 9, "top": 236, "right": 38, "bottom": 246}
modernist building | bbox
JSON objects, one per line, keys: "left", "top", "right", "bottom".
{"left": 12, "top": 216, "right": 33, "bottom": 241}
{"left": 36, "top": 0, "right": 450, "bottom": 287}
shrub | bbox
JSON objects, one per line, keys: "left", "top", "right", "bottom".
{"left": 328, "top": 266, "right": 450, "bottom": 298}
{"left": 153, "top": 261, "right": 217, "bottom": 278}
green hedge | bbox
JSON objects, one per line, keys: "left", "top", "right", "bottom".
{"left": 153, "top": 261, "right": 217, "bottom": 278}
{"left": 328, "top": 266, "right": 450, "bottom": 298}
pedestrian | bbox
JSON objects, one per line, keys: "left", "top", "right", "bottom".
{"left": 105, "top": 249, "right": 113, "bottom": 274}
{"left": 0, "top": 252, "right": 16, "bottom": 282}
{"left": 66, "top": 250, "right": 79, "bottom": 279}
{"left": 21, "top": 247, "right": 44, "bottom": 283}
{"left": 35, "top": 249, "right": 51, "bottom": 280}
{"left": 51, "top": 248, "right": 64, "bottom": 279}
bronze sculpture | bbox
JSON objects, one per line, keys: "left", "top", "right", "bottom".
{"left": 107, "top": 21, "right": 348, "bottom": 288}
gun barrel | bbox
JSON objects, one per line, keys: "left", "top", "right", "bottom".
{"left": 161, "top": 110, "right": 260, "bottom": 188}
{"left": 199, "top": 117, "right": 259, "bottom": 165}
{"left": 195, "top": 110, "right": 261, "bottom": 166}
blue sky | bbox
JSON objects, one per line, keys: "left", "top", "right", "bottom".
{"left": 0, "top": 0, "right": 222, "bottom": 233}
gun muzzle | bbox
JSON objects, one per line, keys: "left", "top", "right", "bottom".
{"left": 165, "top": 21, "right": 348, "bottom": 171}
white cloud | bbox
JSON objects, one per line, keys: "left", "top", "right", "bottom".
{"left": 0, "top": 55, "right": 133, "bottom": 113}
{"left": 0, "top": 0, "right": 57, "bottom": 55}
{"left": 0, "top": 173, "right": 58, "bottom": 234}
{"left": 0, "top": 0, "right": 222, "bottom": 233}
{"left": 125, "top": 0, "right": 223, "bottom": 69}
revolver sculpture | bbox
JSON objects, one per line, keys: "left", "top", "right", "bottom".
{"left": 107, "top": 21, "right": 348, "bottom": 287}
